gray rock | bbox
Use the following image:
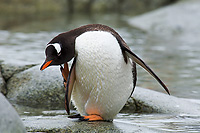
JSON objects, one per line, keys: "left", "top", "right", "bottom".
{"left": 131, "top": 87, "right": 200, "bottom": 115}
{"left": 128, "top": 0, "right": 200, "bottom": 43}
{"left": 123, "top": 96, "right": 137, "bottom": 112}
{"left": 0, "top": 69, "right": 6, "bottom": 95}
{"left": 0, "top": 93, "right": 26, "bottom": 133}
{"left": 23, "top": 115, "right": 161, "bottom": 133}
{"left": 1, "top": 63, "right": 37, "bottom": 81}
{"left": 19, "top": 87, "right": 200, "bottom": 132}
{"left": 7, "top": 65, "right": 65, "bottom": 107}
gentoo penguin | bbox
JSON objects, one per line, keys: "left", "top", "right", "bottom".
{"left": 40, "top": 24, "right": 170, "bottom": 121}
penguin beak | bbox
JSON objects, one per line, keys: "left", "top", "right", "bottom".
{"left": 40, "top": 60, "right": 53, "bottom": 71}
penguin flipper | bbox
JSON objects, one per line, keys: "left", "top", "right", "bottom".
{"left": 123, "top": 47, "right": 170, "bottom": 95}
{"left": 65, "top": 57, "right": 76, "bottom": 115}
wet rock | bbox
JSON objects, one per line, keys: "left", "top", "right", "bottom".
{"left": 7, "top": 65, "right": 65, "bottom": 107}
{"left": 0, "top": 62, "right": 36, "bottom": 95}
{"left": 23, "top": 115, "right": 161, "bottom": 133}
{"left": 18, "top": 86, "right": 200, "bottom": 132}
{"left": 1, "top": 63, "right": 37, "bottom": 81}
{"left": 128, "top": 0, "right": 200, "bottom": 43}
{"left": 130, "top": 87, "right": 200, "bottom": 115}
{"left": 122, "top": 96, "right": 137, "bottom": 112}
{"left": 0, "top": 69, "right": 6, "bottom": 95}
{"left": 0, "top": 93, "right": 26, "bottom": 133}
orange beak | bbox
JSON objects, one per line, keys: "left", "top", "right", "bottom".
{"left": 40, "top": 60, "right": 53, "bottom": 70}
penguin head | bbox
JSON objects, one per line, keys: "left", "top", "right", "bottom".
{"left": 40, "top": 34, "right": 75, "bottom": 70}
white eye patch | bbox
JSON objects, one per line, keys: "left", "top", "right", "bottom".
{"left": 48, "top": 43, "right": 61, "bottom": 54}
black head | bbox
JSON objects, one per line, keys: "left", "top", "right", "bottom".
{"left": 40, "top": 24, "right": 126, "bottom": 71}
{"left": 40, "top": 33, "right": 75, "bottom": 70}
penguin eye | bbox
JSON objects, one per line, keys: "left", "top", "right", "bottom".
{"left": 48, "top": 43, "right": 62, "bottom": 56}
{"left": 58, "top": 51, "right": 61, "bottom": 56}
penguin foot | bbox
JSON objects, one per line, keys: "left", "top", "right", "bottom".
{"left": 79, "top": 115, "right": 103, "bottom": 121}
{"left": 68, "top": 114, "right": 104, "bottom": 121}
{"left": 68, "top": 114, "right": 81, "bottom": 118}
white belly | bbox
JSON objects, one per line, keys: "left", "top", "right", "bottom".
{"left": 72, "top": 31, "right": 133, "bottom": 120}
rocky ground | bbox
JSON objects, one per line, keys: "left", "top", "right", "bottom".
{"left": 20, "top": 87, "right": 200, "bottom": 132}
{"left": 1, "top": 0, "right": 200, "bottom": 132}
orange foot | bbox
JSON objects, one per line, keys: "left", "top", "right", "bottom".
{"left": 80, "top": 115, "right": 104, "bottom": 121}
{"left": 68, "top": 114, "right": 104, "bottom": 121}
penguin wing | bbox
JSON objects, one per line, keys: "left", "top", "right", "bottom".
{"left": 65, "top": 57, "right": 76, "bottom": 115}
{"left": 118, "top": 38, "right": 170, "bottom": 95}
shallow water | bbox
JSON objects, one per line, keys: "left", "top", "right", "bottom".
{"left": 116, "top": 113, "right": 200, "bottom": 132}
{"left": 0, "top": 13, "right": 200, "bottom": 99}
{"left": 14, "top": 103, "right": 200, "bottom": 132}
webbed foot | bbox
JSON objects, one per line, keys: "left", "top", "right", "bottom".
{"left": 79, "top": 115, "right": 103, "bottom": 121}
{"left": 68, "top": 114, "right": 104, "bottom": 121}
